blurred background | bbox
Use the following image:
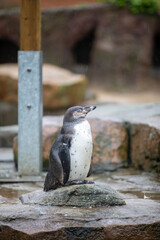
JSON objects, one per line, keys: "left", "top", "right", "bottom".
{"left": 0, "top": 0, "right": 160, "bottom": 126}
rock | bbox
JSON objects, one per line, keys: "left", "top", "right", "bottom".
{"left": 89, "top": 103, "right": 160, "bottom": 173}
{"left": 13, "top": 116, "right": 128, "bottom": 172}
{"left": 89, "top": 119, "right": 128, "bottom": 172}
{"left": 20, "top": 183, "right": 126, "bottom": 207}
{"left": 0, "top": 64, "right": 87, "bottom": 110}
{"left": 130, "top": 123, "right": 160, "bottom": 172}
{"left": 12, "top": 103, "right": 160, "bottom": 172}
{"left": 0, "top": 170, "right": 160, "bottom": 240}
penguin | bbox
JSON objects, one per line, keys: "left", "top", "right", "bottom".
{"left": 44, "top": 105, "right": 96, "bottom": 191}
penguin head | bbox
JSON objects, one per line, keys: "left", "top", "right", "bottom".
{"left": 63, "top": 105, "right": 96, "bottom": 123}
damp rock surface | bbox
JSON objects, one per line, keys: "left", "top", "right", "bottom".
{"left": 20, "top": 183, "right": 126, "bottom": 207}
{"left": 0, "top": 170, "right": 160, "bottom": 240}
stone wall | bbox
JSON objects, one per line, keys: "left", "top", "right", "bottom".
{"left": 0, "top": 4, "right": 160, "bottom": 90}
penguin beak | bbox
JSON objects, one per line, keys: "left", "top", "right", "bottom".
{"left": 83, "top": 105, "right": 96, "bottom": 114}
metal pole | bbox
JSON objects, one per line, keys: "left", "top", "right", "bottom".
{"left": 18, "top": 0, "right": 42, "bottom": 176}
{"left": 18, "top": 51, "right": 42, "bottom": 176}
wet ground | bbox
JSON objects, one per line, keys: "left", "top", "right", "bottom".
{"left": 0, "top": 169, "right": 159, "bottom": 204}
{"left": 0, "top": 169, "right": 160, "bottom": 239}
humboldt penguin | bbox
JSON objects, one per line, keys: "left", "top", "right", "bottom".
{"left": 44, "top": 105, "right": 96, "bottom": 191}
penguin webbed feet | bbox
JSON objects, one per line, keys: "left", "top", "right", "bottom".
{"left": 83, "top": 180, "right": 95, "bottom": 184}
{"left": 65, "top": 179, "right": 94, "bottom": 186}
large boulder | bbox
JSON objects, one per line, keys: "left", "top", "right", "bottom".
{"left": 12, "top": 103, "right": 160, "bottom": 173}
{"left": 89, "top": 118, "right": 128, "bottom": 172}
{"left": 13, "top": 116, "right": 128, "bottom": 172}
{"left": 89, "top": 103, "right": 160, "bottom": 173}
{"left": 0, "top": 64, "right": 87, "bottom": 110}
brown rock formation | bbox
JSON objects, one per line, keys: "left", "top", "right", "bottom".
{"left": 0, "top": 64, "right": 87, "bottom": 109}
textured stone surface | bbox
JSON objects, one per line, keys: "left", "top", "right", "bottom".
{"left": 11, "top": 103, "right": 160, "bottom": 173}
{"left": 0, "top": 222, "right": 160, "bottom": 240}
{"left": 13, "top": 116, "right": 128, "bottom": 172}
{"left": 130, "top": 123, "right": 160, "bottom": 172}
{"left": 20, "top": 183, "right": 126, "bottom": 207}
{"left": 89, "top": 119, "right": 128, "bottom": 172}
{"left": 89, "top": 103, "right": 160, "bottom": 173}
{"left": 0, "top": 170, "right": 160, "bottom": 240}
{"left": 0, "top": 64, "right": 87, "bottom": 109}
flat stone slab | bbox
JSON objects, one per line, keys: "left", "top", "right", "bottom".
{"left": 0, "top": 170, "right": 160, "bottom": 239}
{"left": 20, "top": 183, "right": 126, "bottom": 207}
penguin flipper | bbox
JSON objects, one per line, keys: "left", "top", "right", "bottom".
{"left": 44, "top": 171, "right": 60, "bottom": 191}
{"left": 43, "top": 150, "right": 64, "bottom": 192}
{"left": 59, "top": 144, "right": 70, "bottom": 184}
{"left": 44, "top": 143, "right": 71, "bottom": 191}
{"left": 49, "top": 150, "right": 64, "bottom": 185}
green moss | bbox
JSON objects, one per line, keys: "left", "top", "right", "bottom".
{"left": 98, "top": 0, "right": 159, "bottom": 14}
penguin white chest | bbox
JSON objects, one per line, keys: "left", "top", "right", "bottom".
{"left": 68, "top": 120, "right": 92, "bottom": 181}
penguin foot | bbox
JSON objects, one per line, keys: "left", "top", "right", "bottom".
{"left": 83, "top": 180, "right": 95, "bottom": 184}
{"left": 65, "top": 180, "right": 94, "bottom": 186}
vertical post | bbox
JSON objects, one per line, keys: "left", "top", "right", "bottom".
{"left": 20, "top": 0, "right": 41, "bottom": 51}
{"left": 18, "top": 0, "right": 42, "bottom": 176}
